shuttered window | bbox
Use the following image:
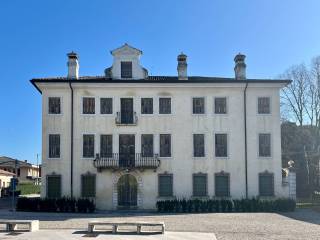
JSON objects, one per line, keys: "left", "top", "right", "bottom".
{"left": 215, "top": 174, "right": 230, "bottom": 197}
{"left": 259, "top": 133, "right": 271, "bottom": 157}
{"left": 192, "top": 97, "right": 205, "bottom": 114}
{"left": 83, "top": 135, "right": 94, "bottom": 158}
{"left": 215, "top": 97, "right": 227, "bottom": 114}
{"left": 141, "top": 98, "right": 153, "bottom": 114}
{"left": 83, "top": 97, "right": 95, "bottom": 114}
{"left": 100, "top": 135, "right": 112, "bottom": 158}
{"left": 121, "top": 61, "right": 132, "bottom": 78}
{"left": 49, "top": 134, "right": 60, "bottom": 158}
{"left": 160, "top": 134, "right": 171, "bottom": 157}
{"left": 141, "top": 134, "right": 153, "bottom": 157}
{"left": 159, "top": 98, "right": 171, "bottom": 114}
{"left": 193, "top": 174, "right": 207, "bottom": 197}
{"left": 100, "top": 98, "right": 113, "bottom": 114}
{"left": 158, "top": 174, "right": 173, "bottom": 197}
{"left": 259, "top": 173, "right": 274, "bottom": 196}
{"left": 215, "top": 134, "right": 228, "bottom": 157}
{"left": 48, "top": 97, "right": 61, "bottom": 114}
{"left": 193, "top": 134, "right": 205, "bottom": 157}
{"left": 258, "top": 97, "right": 270, "bottom": 114}
{"left": 81, "top": 174, "right": 96, "bottom": 198}
{"left": 47, "top": 175, "right": 61, "bottom": 198}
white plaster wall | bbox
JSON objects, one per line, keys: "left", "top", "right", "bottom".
{"left": 40, "top": 82, "right": 285, "bottom": 209}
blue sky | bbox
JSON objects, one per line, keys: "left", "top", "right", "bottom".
{"left": 1, "top": 0, "right": 320, "bottom": 164}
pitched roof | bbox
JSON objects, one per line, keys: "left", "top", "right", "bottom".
{"left": 0, "top": 156, "right": 32, "bottom": 168}
{"left": 30, "top": 75, "right": 291, "bottom": 93}
{"left": 0, "top": 169, "right": 15, "bottom": 176}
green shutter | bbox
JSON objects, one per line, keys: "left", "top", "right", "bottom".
{"left": 158, "top": 175, "right": 173, "bottom": 197}
{"left": 193, "top": 174, "right": 207, "bottom": 197}
{"left": 47, "top": 176, "right": 61, "bottom": 198}
{"left": 259, "top": 174, "right": 274, "bottom": 196}
{"left": 82, "top": 175, "right": 96, "bottom": 198}
{"left": 215, "top": 175, "right": 230, "bottom": 197}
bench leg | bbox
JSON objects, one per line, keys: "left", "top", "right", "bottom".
{"left": 161, "top": 225, "right": 165, "bottom": 234}
{"left": 137, "top": 225, "right": 141, "bottom": 234}
{"left": 7, "top": 224, "right": 17, "bottom": 232}
{"left": 112, "top": 225, "right": 118, "bottom": 234}
{"left": 88, "top": 225, "right": 95, "bottom": 233}
{"left": 30, "top": 221, "right": 39, "bottom": 232}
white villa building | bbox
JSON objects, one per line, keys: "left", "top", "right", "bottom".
{"left": 31, "top": 44, "right": 293, "bottom": 210}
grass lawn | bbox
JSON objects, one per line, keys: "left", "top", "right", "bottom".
{"left": 16, "top": 183, "right": 40, "bottom": 195}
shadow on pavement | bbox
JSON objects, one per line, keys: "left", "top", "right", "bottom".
{"left": 279, "top": 208, "right": 320, "bottom": 225}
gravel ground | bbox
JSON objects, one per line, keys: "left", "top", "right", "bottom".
{"left": 0, "top": 209, "right": 319, "bottom": 240}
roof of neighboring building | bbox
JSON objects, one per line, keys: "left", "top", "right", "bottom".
{"left": 0, "top": 156, "right": 36, "bottom": 168}
{"left": 30, "top": 76, "right": 291, "bottom": 93}
{"left": 0, "top": 169, "right": 15, "bottom": 176}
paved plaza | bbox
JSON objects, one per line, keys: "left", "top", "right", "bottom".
{"left": 0, "top": 209, "right": 319, "bottom": 240}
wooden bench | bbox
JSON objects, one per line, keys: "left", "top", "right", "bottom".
{"left": 0, "top": 220, "right": 39, "bottom": 232}
{"left": 88, "top": 221, "right": 165, "bottom": 234}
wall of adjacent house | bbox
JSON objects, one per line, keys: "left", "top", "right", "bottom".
{"left": 40, "top": 82, "right": 284, "bottom": 209}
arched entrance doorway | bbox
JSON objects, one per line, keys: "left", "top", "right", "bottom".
{"left": 117, "top": 174, "right": 137, "bottom": 208}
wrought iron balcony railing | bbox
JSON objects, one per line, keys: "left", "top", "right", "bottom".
{"left": 115, "top": 112, "right": 138, "bottom": 125}
{"left": 93, "top": 153, "right": 160, "bottom": 170}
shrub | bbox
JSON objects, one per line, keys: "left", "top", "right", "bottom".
{"left": 16, "top": 197, "right": 96, "bottom": 213}
{"left": 156, "top": 198, "right": 296, "bottom": 213}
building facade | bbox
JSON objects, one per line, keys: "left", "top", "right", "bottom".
{"left": 31, "top": 44, "right": 291, "bottom": 210}
{"left": 0, "top": 156, "right": 41, "bottom": 184}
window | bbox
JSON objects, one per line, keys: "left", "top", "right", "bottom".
{"left": 47, "top": 175, "right": 61, "bottom": 198}
{"left": 193, "top": 134, "right": 205, "bottom": 157}
{"left": 100, "top": 135, "right": 112, "bottom": 158}
{"left": 83, "top": 97, "right": 95, "bottom": 114}
{"left": 141, "top": 98, "right": 153, "bottom": 114}
{"left": 121, "top": 61, "right": 132, "bottom": 78}
{"left": 48, "top": 97, "right": 61, "bottom": 114}
{"left": 141, "top": 134, "right": 153, "bottom": 157}
{"left": 49, "top": 134, "right": 60, "bottom": 158}
{"left": 215, "top": 97, "right": 227, "bottom": 114}
{"left": 158, "top": 174, "right": 173, "bottom": 197}
{"left": 100, "top": 98, "right": 113, "bottom": 114}
{"left": 159, "top": 98, "right": 171, "bottom": 114}
{"left": 160, "top": 134, "right": 171, "bottom": 157}
{"left": 258, "top": 97, "right": 270, "bottom": 114}
{"left": 81, "top": 174, "right": 96, "bottom": 198}
{"left": 83, "top": 134, "right": 94, "bottom": 158}
{"left": 192, "top": 97, "right": 205, "bottom": 114}
{"left": 259, "top": 173, "right": 274, "bottom": 196}
{"left": 193, "top": 174, "right": 207, "bottom": 197}
{"left": 215, "top": 173, "right": 230, "bottom": 197}
{"left": 259, "top": 133, "right": 271, "bottom": 157}
{"left": 215, "top": 134, "right": 228, "bottom": 157}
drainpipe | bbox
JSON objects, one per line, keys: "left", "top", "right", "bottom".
{"left": 69, "top": 82, "right": 74, "bottom": 198}
{"left": 244, "top": 82, "right": 248, "bottom": 199}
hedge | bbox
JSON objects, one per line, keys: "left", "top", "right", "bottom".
{"left": 16, "top": 197, "right": 95, "bottom": 213}
{"left": 16, "top": 183, "right": 41, "bottom": 195}
{"left": 156, "top": 198, "right": 296, "bottom": 213}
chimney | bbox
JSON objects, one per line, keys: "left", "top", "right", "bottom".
{"left": 234, "top": 53, "right": 246, "bottom": 80}
{"left": 67, "top": 52, "right": 79, "bottom": 79}
{"left": 177, "top": 53, "right": 188, "bottom": 80}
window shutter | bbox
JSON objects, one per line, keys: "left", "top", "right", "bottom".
{"left": 100, "top": 98, "right": 112, "bottom": 114}
{"left": 259, "top": 134, "right": 271, "bottom": 157}
{"left": 159, "top": 98, "right": 171, "bottom": 114}
{"left": 193, "top": 134, "right": 205, "bottom": 157}
{"left": 141, "top": 98, "right": 153, "bottom": 114}
{"left": 160, "top": 134, "right": 171, "bottom": 157}
{"left": 158, "top": 175, "right": 173, "bottom": 197}
{"left": 258, "top": 97, "right": 270, "bottom": 114}
{"left": 259, "top": 173, "right": 274, "bottom": 196}
{"left": 49, "top": 134, "right": 60, "bottom": 158}
{"left": 83, "top": 135, "right": 94, "bottom": 158}
{"left": 81, "top": 175, "right": 96, "bottom": 198}
{"left": 47, "top": 175, "right": 61, "bottom": 198}
{"left": 141, "top": 134, "right": 153, "bottom": 157}
{"left": 121, "top": 61, "right": 132, "bottom": 78}
{"left": 215, "top": 174, "right": 230, "bottom": 197}
{"left": 193, "top": 174, "right": 207, "bottom": 197}
{"left": 100, "top": 135, "right": 112, "bottom": 157}
{"left": 215, "top": 134, "right": 228, "bottom": 157}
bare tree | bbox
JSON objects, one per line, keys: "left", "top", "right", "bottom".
{"left": 281, "top": 64, "right": 310, "bottom": 127}
{"left": 310, "top": 56, "right": 320, "bottom": 129}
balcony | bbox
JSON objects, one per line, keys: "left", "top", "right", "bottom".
{"left": 115, "top": 112, "right": 138, "bottom": 126}
{"left": 93, "top": 153, "right": 160, "bottom": 171}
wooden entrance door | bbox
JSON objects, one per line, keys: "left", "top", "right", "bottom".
{"left": 117, "top": 174, "right": 137, "bottom": 207}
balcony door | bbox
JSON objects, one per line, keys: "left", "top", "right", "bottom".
{"left": 120, "top": 98, "right": 133, "bottom": 124}
{"left": 119, "top": 134, "right": 135, "bottom": 168}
